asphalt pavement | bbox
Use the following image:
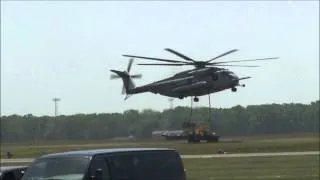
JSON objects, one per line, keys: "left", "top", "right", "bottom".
{"left": 1, "top": 151, "right": 319, "bottom": 164}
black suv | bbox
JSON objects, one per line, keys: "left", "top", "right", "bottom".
{"left": 22, "top": 148, "right": 186, "bottom": 180}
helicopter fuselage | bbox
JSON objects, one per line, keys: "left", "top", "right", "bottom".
{"left": 111, "top": 48, "right": 275, "bottom": 101}
{"left": 127, "top": 67, "right": 241, "bottom": 99}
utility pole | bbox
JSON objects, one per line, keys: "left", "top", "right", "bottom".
{"left": 168, "top": 68, "right": 175, "bottom": 110}
{"left": 52, "top": 98, "right": 60, "bottom": 117}
{"left": 166, "top": 98, "right": 174, "bottom": 130}
{"left": 168, "top": 98, "right": 174, "bottom": 110}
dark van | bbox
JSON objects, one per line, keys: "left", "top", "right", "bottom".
{"left": 21, "top": 148, "right": 186, "bottom": 180}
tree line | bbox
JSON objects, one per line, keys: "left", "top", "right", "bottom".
{"left": 1, "top": 100, "right": 319, "bottom": 142}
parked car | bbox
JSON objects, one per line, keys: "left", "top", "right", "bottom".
{"left": 22, "top": 148, "right": 187, "bottom": 180}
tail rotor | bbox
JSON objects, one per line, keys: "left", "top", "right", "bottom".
{"left": 110, "top": 58, "right": 142, "bottom": 94}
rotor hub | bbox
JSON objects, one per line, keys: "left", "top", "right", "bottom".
{"left": 195, "top": 61, "right": 207, "bottom": 68}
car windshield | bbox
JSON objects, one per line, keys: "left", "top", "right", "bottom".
{"left": 21, "top": 156, "right": 90, "bottom": 180}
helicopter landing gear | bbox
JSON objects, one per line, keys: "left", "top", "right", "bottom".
{"left": 193, "top": 97, "right": 199, "bottom": 102}
{"left": 231, "top": 87, "right": 237, "bottom": 92}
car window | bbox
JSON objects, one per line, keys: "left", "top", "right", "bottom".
{"left": 109, "top": 151, "right": 184, "bottom": 180}
{"left": 88, "top": 157, "right": 110, "bottom": 180}
{"left": 1, "top": 172, "right": 16, "bottom": 180}
{"left": 21, "top": 157, "right": 90, "bottom": 180}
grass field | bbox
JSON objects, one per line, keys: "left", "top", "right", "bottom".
{"left": 1, "top": 135, "right": 318, "bottom": 180}
{"left": 183, "top": 155, "right": 319, "bottom": 180}
{"left": 1, "top": 136, "right": 319, "bottom": 158}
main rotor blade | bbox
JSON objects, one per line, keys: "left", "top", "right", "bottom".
{"left": 122, "top": 85, "right": 126, "bottom": 94}
{"left": 127, "top": 58, "right": 134, "bottom": 72}
{"left": 130, "top": 74, "right": 142, "bottom": 78}
{"left": 210, "top": 64, "right": 260, "bottom": 67}
{"left": 206, "top": 49, "right": 239, "bottom": 62}
{"left": 211, "top": 57, "right": 279, "bottom": 64}
{"left": 137, "top": 63, "right": 188, "bottom": 66}
{"left": 123, "top": 55, "right": 186, "bottom": 63}
{"left": 110, "top": 74, "right": 120, "bottom": 79}
{"left": 164, "top": 48, "right": 197, "bottom": 62}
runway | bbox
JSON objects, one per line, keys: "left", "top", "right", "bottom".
{"left": 180, "top": 151, "right": 319, "bottom": 159}
{"left": 1, "top": 151, "right": 319, "bottom": 164}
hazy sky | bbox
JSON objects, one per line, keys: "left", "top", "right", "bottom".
{"left": 1, "top": 1, "right": 319, "bottom": 116}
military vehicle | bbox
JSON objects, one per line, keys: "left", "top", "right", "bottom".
{"left": 162, "top": 121, "right": 219, "bottom": 143}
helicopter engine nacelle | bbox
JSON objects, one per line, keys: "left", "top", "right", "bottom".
{"left": 187, "top": 68, "right": 212, "bottom": 76}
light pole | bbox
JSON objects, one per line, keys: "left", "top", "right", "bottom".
{"left": 168, "top": 98, "right": 174, "bottom": 110}
{"left": 52, "top": 98, "right": 60, "bottom": 117}
{"left": 166, "top": 98, "right": 174, "bottom": 130}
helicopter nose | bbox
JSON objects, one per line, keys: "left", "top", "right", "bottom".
{"left": 230, "top": 74, "right": 239, "bottom": 80}
{"left": 230, "top": 74, "right": 239, "bottom": 85}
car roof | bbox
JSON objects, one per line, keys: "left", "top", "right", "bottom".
{"left": 39, "top": 148, "right": 176, "bottom": 159}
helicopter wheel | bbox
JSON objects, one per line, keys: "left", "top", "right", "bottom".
{"left": 231, "top": 87, "right": 237, "bottom": 92}
{"left": 193, "top": 97, "right": 199, "bottom": 102}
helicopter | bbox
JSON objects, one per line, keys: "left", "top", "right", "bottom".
{"left": 110, "top": 48, "right": 278, "bottom": 102}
